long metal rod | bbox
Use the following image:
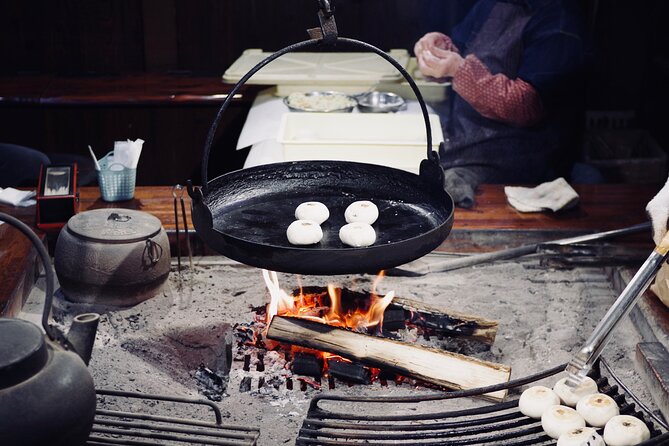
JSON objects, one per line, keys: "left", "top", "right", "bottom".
{"left": 93, "top": 419, "right": 257, "bottom": 440}
{"left": 388, "top": 222, "right": 651, "bottom": 276}
{"left": 90, "top": 427, "right": 252, "bottom": 446}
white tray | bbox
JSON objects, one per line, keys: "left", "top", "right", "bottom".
{"left": 277, "top": 113, "right": 444, "bottom": 174}
{"left": 223, "top": 49, "right": 410, "bottom": 86}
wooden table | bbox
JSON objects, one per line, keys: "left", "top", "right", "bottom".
{"left": 0, "top": 183, "right": 659, "bottom": 317}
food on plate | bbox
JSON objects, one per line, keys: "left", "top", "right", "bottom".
{"left": 553, "top": 376, "right": 598, "bottom": 407}
{"left": 541, "top": 405, "right": 586, "bottom": 439}
{"left": 557, "top": 427, "right": 605, "bottom": 446}
{"left": 284, "top": 92, "right": 356, "bottom": 112}
{"left": 339, "top": 222, "right": 376, "bottom": 247}
{"left": 603, "top": 415, "right": 651, "bottom": 446}
{"left": 576, "top": 393, "right": 619, "bottom": 427}
{"left": 286, "top": 220, "right": 323, "bottom": 245}
{"left": 518, "top": 386, "right": 560, "bottom": 419}
{"left": 344, "top": 200, "right": 379, "bottom": 225}
{"left": 295, "top": 201, "right": 330, "bottom": 225}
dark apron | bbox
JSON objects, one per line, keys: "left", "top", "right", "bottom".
{"left": 440, "top": 2, "right": 562, "bottom": 184}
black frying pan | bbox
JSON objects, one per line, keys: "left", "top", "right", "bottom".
{"left": 188, "top": 35, "right": 454, "bottom": 275}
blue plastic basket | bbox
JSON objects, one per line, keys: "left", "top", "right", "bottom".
{"left": 97, "top": 151, "right": 137, "bottom": 202}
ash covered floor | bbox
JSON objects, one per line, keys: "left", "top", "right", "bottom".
{"left": 20, "top": 254, "right": 658, "bottom": 445}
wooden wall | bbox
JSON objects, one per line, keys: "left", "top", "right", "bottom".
{"left": 1, "top": 0, "right": 474, "bottom": 76}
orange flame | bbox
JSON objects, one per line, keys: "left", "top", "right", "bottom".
{"left": 262, "top": 270, "right": 395, "bottom": 332}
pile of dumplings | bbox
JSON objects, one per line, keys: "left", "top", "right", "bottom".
{"left": 518, "top": 376, "right": 651, "bottom": 445}
{"left": 286, "top": 200, "right": 378, "bottom": 247}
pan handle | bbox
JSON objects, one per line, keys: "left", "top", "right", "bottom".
{"left": 198, "top": 37, "right": 439, "bottom": 192}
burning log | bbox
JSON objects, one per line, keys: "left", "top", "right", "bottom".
{"left": 267, "top": 316, "right": 511, "bottom": 401}
{"left": 390, "top": 296, "right": 498, "bottom": 345}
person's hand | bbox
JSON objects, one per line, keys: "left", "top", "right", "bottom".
{"left": 647, "top": 177, "right": 669, "bottom": 245}
{"left": 413, "top": 32, "right": 458, "bottom": 56}
{"left": 414, "top": 32, "right": 464, "bottom": 80}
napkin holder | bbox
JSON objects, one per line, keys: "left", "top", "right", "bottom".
{"left": 36, "top": 164, "right": 78, "bottom": 232}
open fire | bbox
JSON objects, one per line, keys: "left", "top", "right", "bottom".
{"left": 263, "top": 269, "right": 395, "bottom": 332}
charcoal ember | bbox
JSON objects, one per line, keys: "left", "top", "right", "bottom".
{"left": 382, "top": 307, "right": 406, "bottom": 331}
{"left": 292, "top": 353, "right": 323, "bottom": 377}
{"left": 194, "top": 364, "right": 228, "bottom": 401}
{"left": 327, "top": 359, "right": 371, "bottom": 384}
{"left": 378, "top": 368, "right": 396, "bottom": 381}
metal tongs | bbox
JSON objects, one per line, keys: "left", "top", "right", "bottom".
{"left": 173, "top": 184, "right": 193, "bottom": 273}
{"left": 565, "top": 230, "right": 669, "bottom": 387}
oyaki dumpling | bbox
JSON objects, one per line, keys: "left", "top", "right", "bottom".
{"left": 557, "top": 427, "right": 605, "bottom": 446}
{"left": 518, "top": 386, "right": 560, "bottom": 419}
{"left": 344, "top": 200, "right": 379, "bottom": 225}
{"left": 553, "top": 376, "right": 598, "bottom": 407}
{"left": 295, "top": 201, "right": 330, "bottom": 225}
{"left": 286, "top": 220, "right": 323, "bottom": 245}
{"left": 541, "top": 405, "right": 586, "bottom": 439}
{"left": 603, "top": 415, "right": 651, "bottom": 446}
{"left": 339, "top": 222, "right": 376, "bottom": 247}
{"left": 576, "top": 393, "right": 619, "bottom": 427}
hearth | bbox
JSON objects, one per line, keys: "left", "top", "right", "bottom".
{"left": 17, "top": 256, "right": 668, "bottom": 445}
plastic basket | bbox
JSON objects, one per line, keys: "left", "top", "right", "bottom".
{"left": 97, "top": 151, "right": 137, "bottom": 202}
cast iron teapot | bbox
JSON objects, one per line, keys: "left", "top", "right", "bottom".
{"left": 0, "top": 212, "right": 99, "bottom": 446}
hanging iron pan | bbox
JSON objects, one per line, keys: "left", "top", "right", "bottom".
{"left": 188, "top": 27, "right": 454, "bottom": 275}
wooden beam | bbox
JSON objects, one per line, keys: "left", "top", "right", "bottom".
{"left": 267, "top": 316, "right": 511, "bottom": 401}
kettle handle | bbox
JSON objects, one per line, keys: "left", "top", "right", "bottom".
{"left": 0, "top": 213, "right": 68, "bottom": 345}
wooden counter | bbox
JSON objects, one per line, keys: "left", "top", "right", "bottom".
{"left": 0, "top": 183, "right": 659, "bottom": 316}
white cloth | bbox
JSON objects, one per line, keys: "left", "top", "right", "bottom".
{"left": 504, "top": 177, "right": 579, "bottom": 213}
{"left": 646, "top": 176, "right": 669, "bottom": 245}
{"left": 0, "top": 188, "right": 36, "bottom": 207}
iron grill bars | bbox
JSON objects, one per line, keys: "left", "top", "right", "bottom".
{"left": 296, "top": 359, "right": 668, "bottom": 445}
{"left": 88, "top": 389, "right": 259, "bottom": 446}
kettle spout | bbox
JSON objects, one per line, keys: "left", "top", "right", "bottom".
{"left": 67, "top": 313, "right": 100, "bottom": 365}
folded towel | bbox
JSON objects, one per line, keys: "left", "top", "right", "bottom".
{"left": 0, "top": 187, "right": 36, "bottom": 207}
{"left": 504, "top": 177, "right": 579, "bottom": 213}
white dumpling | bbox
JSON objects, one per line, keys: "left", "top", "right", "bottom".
{"left": 344, "top": 200, "right": 379, "bottom": 225}
{"left": 557, "top": 427, "right": 605, "bottom": 446}
{"left": 554, "top": 376, "right": 598, "bottom": 407}
{"left": 541, "top": 405, "right": 586, "bottom": 440}
{"left": 518, "top": 386, "right": 560, "bottom": 419}
{"left": 603, "top": 415, "right": 650, "bottom": 446}
{"left": 576, "top": 393, "right": 619, "bottom": 427}
{"left": 286, "top": 220, "right": 323, "bottom": 245}
{"left": 295, "top": 201, "right": 330, "bottom": 225}
{"left": 339, "top": 222, "right": 376, "bottom": 247}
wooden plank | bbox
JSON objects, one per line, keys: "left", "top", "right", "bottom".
{"left": 267, "top": 316, "right": 511, "bottom": 401}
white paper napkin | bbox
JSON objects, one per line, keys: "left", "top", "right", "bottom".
{"left": 113, "top": 138, "right": 144, "bottom": 168}
{"left": 504, "top": 177, "right": 579, "bottom": 213}
{"left": 0, "top": 187, "right": 36, "bottom": 207}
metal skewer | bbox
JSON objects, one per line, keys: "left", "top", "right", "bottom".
{"left": 172, "top": 186, "right": 182, "bottom": 273}
{"left": 565, "top": 230, "right": 669, "bottom": 388}
{"left": 175, "top": 184, "right": 193, "bottom": 270}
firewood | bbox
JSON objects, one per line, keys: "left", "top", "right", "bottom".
{"left": 267, "top": 316, "right": 511, "bottom": 401}
{"left": 390, "top": 296, "right": 498, "bottom": 345}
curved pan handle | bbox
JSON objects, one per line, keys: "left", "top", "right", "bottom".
{"left": 199, "top": 37, "right": 440, "bottom": 191}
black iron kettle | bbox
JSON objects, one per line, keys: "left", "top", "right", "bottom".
{"left": 0, "top": 212, "right": 99, "bottom": 446}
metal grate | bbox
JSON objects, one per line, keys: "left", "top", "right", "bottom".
{"left": 88, "top": 389, "right": 259, "bottom": 446}
{"left": 296, "top": 359, "right": 668, "bottom": 445}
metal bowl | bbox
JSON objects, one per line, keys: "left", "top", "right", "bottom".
{"left": 357, "top": 91, "right": 406, "bottom": 113}
{"left": 283, "top": 91, "right": 357, "bottom": 113}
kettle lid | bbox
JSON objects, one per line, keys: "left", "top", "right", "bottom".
{"left": 0, "top": 319, "right": 48, "bottom": 389}
{"left": 66, "top": 208, "right": 163, "bottom": 243}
